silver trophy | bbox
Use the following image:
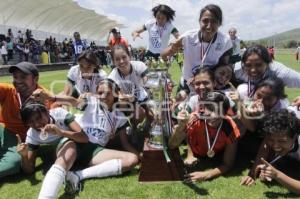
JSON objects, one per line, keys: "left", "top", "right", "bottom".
{"left": 145, "top": 58, "right": 172, "bottom": 151}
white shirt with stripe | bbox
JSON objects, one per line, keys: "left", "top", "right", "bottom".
{"left": 76, "top": 96, "right": 128, "bottom": 146}
{"left": 25, "top": 108, "right": 73, "bottom": 145}
{"left": 145, "top": 19, "right": 176, "bottom": 54}
{"left": 180, "top": 29, "right": 232, "bottom": 81}
{"left": 108, "top": 61, "right": 148, "bottom": 102}
{"left": 67, "top": 65, "right": 107, "bottom": 94}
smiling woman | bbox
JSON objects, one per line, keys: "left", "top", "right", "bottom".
{"left": 161, "top": 4, "right": 233, "bottom": 94}
{"left": 234, "top": 45, "right": 300, "bottom": 96}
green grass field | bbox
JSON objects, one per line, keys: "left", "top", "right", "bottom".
{"left": 1, "top": 53, "right": 300, "bottom": 199}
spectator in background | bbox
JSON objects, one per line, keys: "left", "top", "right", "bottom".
{"left": 25, "top": 29, "right": 31, "bottom": 41}
{"left": 31, "top": 40, "right": 41, "bottom": 64}
{"left": 41, "top": 47, "right": 49, "bottom": 64}
{"left": 16, "top": 41, "right": 24, "bottom": 62}
{"left": 6, "top": 37, "right": 14, "bottom": 62}
{"left": 0, "top": 41, "right": 8, "bottom": 65}
{"left": 72, "top": 32, "right": 86, "bottom": 63}
{"left": 7, "top": 28, "right": 14, "bottom": 41}
{"left": 295, "top": 44, "right": 300, "bottom": 61}
{"left": 268, "top": 46, "right": 275, "bottom": 60}
{"left": 16, "top": 30, "right": 24, "bottom": 43}
{"left": 107, "top": 27, "right": 128, "bottom": 49}
{"left": 23, "top": 43, "right": 30, "bottom": 62}
{"left": 228, "top": 27, "right": 244, "bottom": 64}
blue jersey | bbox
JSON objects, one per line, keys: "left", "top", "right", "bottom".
{"left": 73, "top": 40, "right": 86, "bottom": 55}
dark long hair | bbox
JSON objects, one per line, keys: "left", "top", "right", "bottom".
{"left": 152, "top": 4, "right": 175, "bottom": 22}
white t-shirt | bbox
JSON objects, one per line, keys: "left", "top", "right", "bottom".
{"left": 237, "top": 83, "right": 290, "bottom": 110}
{"left": 0, "top": 45, "right": 7, "bottom": 55}
{"left": 25, "top": 108, "right": 75, "bottom": 146}
{"left": 180, "top": 29, "right": 232, "bottom": 81}
{"left": 144, "top": 19, "right": 176, "bottom": 54}
{"left": 108, "top": 61, "right": 148, "bottom": 102}
{"left": 231, "top": 37, "right": 241, "bottom": 56}
{"left": 234, "top": 61, "right": 300, "bottom": 88}
{"left": 187, "top": 93, "right": 235, "bottom": 112}
{"left": 67, "top": 65, "right": 107, "bottom": 94}
{"left": 76, "top": 96, "right": 128, "bottom": 146}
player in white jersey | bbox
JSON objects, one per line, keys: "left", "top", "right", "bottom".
{"left": 162, "top": 4, "right": 233, "bottom": 94}
{"left": 234, "top": 45, "right": 300, "bottom": 107}
{"left": 64, "top": 50, "right": 107, "bottom": 98}
{"left": 132, "top": 4, "right": 179, "bottom": 60}
{"left": 17, "top": 101, "right": 88, "bottom": 199}
{"left": 108, "top": 45, "right": 151, "bottom": 141}
{"left": 64, "top": 79, "right": 139, "bottom": 194}
{"left": 241, "top": 110, "right": 300, "bottom": 194}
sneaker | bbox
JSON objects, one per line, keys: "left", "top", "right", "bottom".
{"left": 65, "top": 171, "right": 81, "bottom": 194}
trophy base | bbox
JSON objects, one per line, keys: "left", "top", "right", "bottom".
{"left": 148, "top": 142, "right": 163, "bottom": 149}
{"left": 139, "top": 139, "right": 185, "bottom": 183}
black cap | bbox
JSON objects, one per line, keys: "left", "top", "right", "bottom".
{"left": 111, "top": 27, "right": 120, "bottom": 33}
{"left": 9, "top": 62, "right": 39, "bottom": 77}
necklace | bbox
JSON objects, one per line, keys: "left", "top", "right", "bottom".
{"left": 204, "top": 119, "right": 223, "bottom": 158}
{"left": 199, "top": 32, "right": 215, "bottom": 68}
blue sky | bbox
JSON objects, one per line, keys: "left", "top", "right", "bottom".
{"left": 75, "top": 0, "right": 300, "bottom": 47}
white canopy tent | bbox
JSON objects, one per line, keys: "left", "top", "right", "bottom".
{"left": 0, "top": 0, "right": 123, "bottom": 43}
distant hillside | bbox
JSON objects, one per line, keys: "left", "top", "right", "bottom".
{"left": 247, "top": 28, "right": 300, "bottom": 48}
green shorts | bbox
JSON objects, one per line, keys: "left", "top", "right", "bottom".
{"left": 57, "top": 138, "right": 104, "bottom": 165}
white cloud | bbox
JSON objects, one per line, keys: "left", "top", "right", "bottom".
{"left": 76, "top": 0, "right": 300, "bottom": 47}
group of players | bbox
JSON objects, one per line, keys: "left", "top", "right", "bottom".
{"left": 1, "top": 3, "right": 300, "bottom": 199}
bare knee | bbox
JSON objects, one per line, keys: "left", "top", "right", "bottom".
{"left": 55, "top": 141, "right": 77, "bottom": 170}
{"left": 121, "top": 153, "right": 138, "bottom": 172}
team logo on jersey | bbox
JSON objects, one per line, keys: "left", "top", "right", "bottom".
{"left": 215, "top": 43, "right": 222, "bottom": 51}
{"left": 83, "top": 84, "right": 90, "bottom": 92}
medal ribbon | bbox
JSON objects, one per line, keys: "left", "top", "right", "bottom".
{"left": 199, "top": 32, "right": 215, "bottom": 67}
{"left": 204, "top": 119, "right": 223, "bottom": 153}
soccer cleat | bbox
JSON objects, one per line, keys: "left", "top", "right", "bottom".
{"left": 65, "top": 171, "right": 81, "bottom": 194}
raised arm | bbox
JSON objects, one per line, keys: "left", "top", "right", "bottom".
{"left": 132, "top": 26, "right": 145, "bottom": 41}
{"left": 161, "top": 38, "right": 183, "bottom": 61}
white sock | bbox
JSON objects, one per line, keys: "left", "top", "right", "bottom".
{"left": 76, "top": 159, "right": 122, "bottom": 180}
{"left": 38, "top": 164, "right": 66, "bottom": 199}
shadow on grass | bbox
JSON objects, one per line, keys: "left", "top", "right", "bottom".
{"left": 182, "top": 181, "right": 209, "bottom": 196}
{"left": 264, "top": 191, "right": 299, "bottom": 199}
{"left": 0, "top": 171, "right": 41, "bottom": 188}
{"left": 181, "top": 147, "right": 253, "bottom": 177}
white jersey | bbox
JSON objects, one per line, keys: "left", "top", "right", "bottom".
{"left": 231, "top": 36, "right": 241, "bottom": 56}
{"left": 76, "top": 96, "right": 128, "bottom": 146}
{"left": 234, "top": 61, "right": 300, "bottom": 88}
{"left": 67, "top": 65, "right": 107, "bottom": 94}
{"left": 108, "top": 61, "right": 148, "bottom": 102}
{"left": 25, "top": 108, "right": 75, "bottom": 146}
{"left": 145, "top": 19, "right": 176, "bottom": 54}
{"left": 237, "top": 83, "right": 290, "bottom": 110}
{"left": 180, "top": 29, "right": 232, "bottom": 81}
{"left": 187, "top": 93, "right": 235, "bottom": 112}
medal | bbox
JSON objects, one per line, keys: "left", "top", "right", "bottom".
{"left": 39, "top": 130, "right": 48, "bottom": 141}
{"left": 207, "top": 149, "right": 215, "bottom": 158}
{"left": 204, "top": 119, "right": 223, "bottom": 158}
